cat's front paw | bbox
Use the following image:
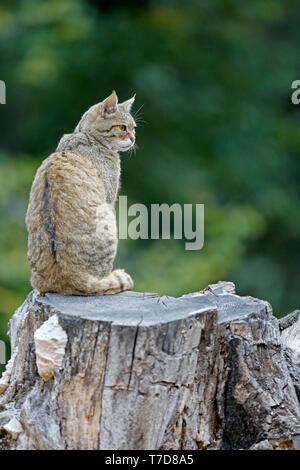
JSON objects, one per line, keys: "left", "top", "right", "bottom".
{"left": 124, "top": 272, "right": 134, "bottom": 291}
{"left": 114, "top": 269, "right": 134, "bottom": 291}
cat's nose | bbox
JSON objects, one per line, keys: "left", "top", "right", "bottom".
{"left": 129, "top": 135, "right": 135, "bottom": 143}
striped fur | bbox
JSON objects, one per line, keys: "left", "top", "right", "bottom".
{"left": 26, "top": 91, "right": 135, "bottom": 295}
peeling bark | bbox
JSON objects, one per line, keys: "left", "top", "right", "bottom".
{"left": 280, "top": 310, "right": 300, "bottom": 402}
{"left": 0, "top": 284, "right": 299, "bottom": 450}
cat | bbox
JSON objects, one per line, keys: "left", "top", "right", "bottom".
{"left": 25, "top": 91, "right": 135, "bottom": 296}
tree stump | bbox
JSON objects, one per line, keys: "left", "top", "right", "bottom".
{"left": 0, "top": 282, "right": 299, "bottom": 450}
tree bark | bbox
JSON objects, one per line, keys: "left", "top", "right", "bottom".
{"left": 0, "top": 282, "right": 299, "bottom": 450}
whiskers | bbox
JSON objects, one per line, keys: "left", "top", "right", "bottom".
{"left": 133, "top": 104, "right": 146, "bottom": 127}
{"left": 124, "top": 102, "right": 143, "bottom": 159}
{"left": 127, "top": 142, "right": 138, "bottom": 160}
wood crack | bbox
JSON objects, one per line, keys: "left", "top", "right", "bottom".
{"left": 127, "top": 316, "right": 143, "bottom": 390}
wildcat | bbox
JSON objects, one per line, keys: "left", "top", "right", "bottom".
{"left": 26, "top": 91, "right": 135, "bottom": 295}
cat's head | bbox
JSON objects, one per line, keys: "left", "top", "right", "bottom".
{"left": 76, "top": 91, "right": 136, "bottom": 152}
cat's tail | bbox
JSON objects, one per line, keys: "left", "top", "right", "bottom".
{"left": 67, "top": 269, "right": 133, "bottom": 296}
{"left": 33, "top": 268, "right": 134, "bottom": 296}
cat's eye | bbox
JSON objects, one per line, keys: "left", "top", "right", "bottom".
{"left": 119, "top": 125, "right": 127, "bottom": 131}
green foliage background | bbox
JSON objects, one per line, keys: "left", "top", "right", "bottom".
{"left": 0, "top": 0, "right": 300, "bottom": 368}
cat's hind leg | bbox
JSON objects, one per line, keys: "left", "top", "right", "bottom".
{"left": 31, "top": 266, "right": 134, "bottom": 296}
{"left": 58, "top": 269, "right": 134, "bottom": 296}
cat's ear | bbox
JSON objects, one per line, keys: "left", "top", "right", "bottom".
{"left": 119, "top": 94, "right": 135, "bottom": 113}
{"left": 101, "top": 90, "right": 118, "bottom": 117}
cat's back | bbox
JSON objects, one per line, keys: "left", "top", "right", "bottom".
{"left": 26, "top": 150, "right": 105, "bottom": 231}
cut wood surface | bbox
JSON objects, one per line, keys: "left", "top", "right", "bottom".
{"left": 0, "top": 282, "right": 299, "bottom": 450}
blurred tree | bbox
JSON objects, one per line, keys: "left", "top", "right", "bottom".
{"left": 0, "top": 0, "right": 300, "bottom": 361}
